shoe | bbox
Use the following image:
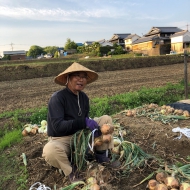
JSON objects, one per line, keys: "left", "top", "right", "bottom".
{"left": 69, "top": 165, "right": 84, "bottom": 183}
{"left": 104, "top": 160, "right": 121, "bottom": 169}
{"left": 95, "top": 150, "right": 121, "bottom": 169}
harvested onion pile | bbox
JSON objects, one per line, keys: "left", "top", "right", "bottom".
{"left": 147, "top": 171, "right": 190, "bottom": 190}
{"left": 125, "top": 103, "right": 190, "bottom": 124}
{"left": 21, "top": 120, "right": 48, "bottom": 136}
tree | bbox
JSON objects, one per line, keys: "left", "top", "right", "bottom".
{"left": 54, "top": 51, "right": 59, "bottom": 58}
{"left": 27, "top": 45, "right": 44, "bottom": 58}
{"left": 64, "top": 38, "right": 78, "bottom": 50}
{"left": 43, "top": 46, "right": 58, "bottom": 55}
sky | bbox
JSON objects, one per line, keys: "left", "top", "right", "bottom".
{"left": 0, "top": 0, "right": 190, "bottom": 56}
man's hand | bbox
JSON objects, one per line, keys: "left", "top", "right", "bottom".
{"left": 85, "top": 118, "right": 99, "bottom": 131}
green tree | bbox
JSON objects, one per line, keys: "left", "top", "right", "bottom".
{"left": 2, "top": 55, "right": 11, "bottom": 60}
{"left": 64, "top": 38, "right": 78, "bottom": 50}
{"left": 27, "top": 45, "right": 44, "bottom": 58}
{"left": 54, "top": 51, "right": 59, "bottom": 58}
{"left": 43, "top": 46, "right": 58, "bottom": 55}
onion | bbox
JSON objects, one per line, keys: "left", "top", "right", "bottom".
{"left": 22, "top": 129, "right": 28, "bottom": 136}
{"left": 86, "top": 177, "right": 97, "bottom": 185}
{"left": 131, "top": 109, "right": 137, "bottom": 116}
{"left": 147, "top": 179, "right": 159, "bottom": 190}
{"left": 126, "top": 110, "right": 133, "bottom": 117}
{"left": 179, "top": 182, "right": 190, "bottom": 190}
{"left": 102, "top": 134, "right": 111, "bottom": 143}
{"left": 30, "top": 128, "right": 37, "bottom": 135}
{"left": 25, "top": 126, "right": 32, "bottom": 133}
{"left": 164, "top": 176, "right": 179, "bottom": 189}
{"left": 100, "top": 124, "right": 113, "bottom": 135}
{"left": 113, "top": 138, "right": 121, "bottom": 147}
{"left": 156, "top": 172, "right": 168, "bottom": 183}
{"left": 90, "top": 183, "right": 100, "bottom": 190}
{"left": 155, "top": 183, "right": 168, "bottom": 190}
{"left": 94, "top": 134, "right": 111, "bottom": 147}
{"left": 41, "top": 120, "right": 47, "bottom": 127}
{"left": 183, "top": 110, "right": 190, "bottom": 117}
{"left": 112, "top": 145, "right": 120, "bottom": 154}
{"left": 176, "top": 109, "right": 184, "bottom": 115}
{"left": 160, "top": 109, "right": 166, "bottom": 114}
{"left": 32, "top": 124, "right": 39, "bottom": 130}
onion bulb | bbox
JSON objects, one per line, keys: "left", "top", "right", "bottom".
{"left": 156, "top": 172, "right": 168, "bottom": 183}
{"left": 100, "top": 124, "right": 114, "bottom": 135}
{"left": 183, "top": 110, "right": 190, "bottom": 117}
{"left": 102, "top": 134, "right": 111, "bottom": 143}
{"left": 147, "top": 179, "right": 159, "bottom": 190}
{"left": 112, "top": 145, "right": 120, "bottom": 154}
{"left": 155, "top": 183, "right": 168, "bottom": 190}
{"left": 24, "top": 126, "right": 32, "bottom": 133}
{"left": 164, "top": 176, "right": 179, "bottom": 189}
{"left": 41, "top": 120, "right": 47, "bottom": 127}
{"left": 86, "top": 177, "right": 97, "bottom": 185}
{"left": 126, "top": 110, "right": 133, "bottom": 117}
{"left": 94, "top": 134, "right": 111, "bottom": 146}
{"left": 30, "top": 128, "right": 37, "bottom": 135}
{"left": 22, "top": 129, "right": 28, "bottom": 136}
{"left": 179, "top": 182, "right": 190, "bottom": 190}
{"left": 90, "top": 183, "right": 100, "bottom": 190}
{"left": 113, "top": 138, "right": 121, "bottom": 147}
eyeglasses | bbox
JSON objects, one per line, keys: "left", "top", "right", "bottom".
{"left": 70, "top": 74, "right": 88, "bottom": 80}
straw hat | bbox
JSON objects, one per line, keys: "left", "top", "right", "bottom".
{"left": 54, "top": 62, "right": 98, "bottom": 86}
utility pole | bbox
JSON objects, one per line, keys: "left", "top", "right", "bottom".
{"left": 186, "top": 24, "right": 189, "bottom": 31}
{"left": 184, "top": 50, "right": 189, "bottom": 99}
{"left": 10, "top": 42, "right": 14, "bottom": 51}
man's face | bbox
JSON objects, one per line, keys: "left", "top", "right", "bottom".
{"left": 68, "top": 71, "right": 88, "bottom": 93}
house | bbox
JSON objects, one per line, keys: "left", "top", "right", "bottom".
{"left": 3, "top": 50, "right": 26, "bottom": 60}
{"left": 109, "top": 34, "right": 131, "bottom": 48}
{"left": 132, "top": 27, "right": 183, "bottom": 56}
{"left": 124, "top": 34, "right": 141, "bottom": 51}
{"left": 84, "top": 41, "right": 94, "bottom": 46}
{"left": 170, "top": 30, "right": 190, "bottom": 53}
{"left": 76, "top": 43, "right": 83, "bottom": 47}
{"left": 97, "top": 39, "right": 113, "bottom": 47}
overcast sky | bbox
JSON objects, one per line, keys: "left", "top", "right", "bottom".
{"left": 0, "top": 0, "right": 189, "bottom": 56}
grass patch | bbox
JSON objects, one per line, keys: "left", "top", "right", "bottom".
{"left": 0, "top": 130, "right": 23, "bottom": 150}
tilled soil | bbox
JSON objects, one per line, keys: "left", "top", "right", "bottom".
{"left": 0, "top": 63, "right": 188, "bottom": 113}
{"left": 1, "top": 63, "right": 190, "bottom": 190}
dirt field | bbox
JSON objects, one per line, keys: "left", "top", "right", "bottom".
{"left": 1, "top": 63, "right": 190, "bottom": 190}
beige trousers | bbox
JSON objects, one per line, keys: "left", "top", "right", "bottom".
{"left": 42, "top": 115, "right": 113, "bottom": 176}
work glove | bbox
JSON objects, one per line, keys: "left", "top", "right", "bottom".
{"left": 85, "top": 118, "right": 99, "bottom": 131}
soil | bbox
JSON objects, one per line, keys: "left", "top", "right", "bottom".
{"left": 1, "top": 63, "right": 190, "bottom": 190}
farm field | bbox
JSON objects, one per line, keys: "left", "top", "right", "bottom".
{"left": 1, "top": 62, "right": 190, "bottom": 190}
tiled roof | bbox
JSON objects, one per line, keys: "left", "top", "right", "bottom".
{"left": 132, "top": 35, "right": 169, "bottom": 44}
{"left": 109, "top": 33, "right": 131, "bottom": 41}
{"left": 115, "top": 34, "right": 131, "bottom": 39}
{"left": 145, "top": 27, "right": 183, "bottom": 36}
{"left": 125, "top": 34, "right": 140, "bottom": 40}
{"left": 170, "top": 30, "right": 189, "bottom": 37}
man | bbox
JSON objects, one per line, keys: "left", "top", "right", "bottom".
{"left": 42, "top": 62, "right": 119, "bottom": 181}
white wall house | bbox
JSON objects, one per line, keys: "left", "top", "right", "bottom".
{"left": 97, "top": 39, "right": 113, "bottom": 47}
{"left": 124, "top": 34, "right": 141, "bottom": 51}
{"left": 170, "top": 30, "right": 190, "bottom": 53}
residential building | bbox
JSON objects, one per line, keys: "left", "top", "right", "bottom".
{"left": 170, "top": 30, "right": 190, "bottom": 53}
{"left": 109, "top": 34, "right": 131, "bottom": 48}
{"left": 3, "top": 50, "right": 26, "bottom": 60}
{"left": 97, "top": 39, "right": 113, "bottom": 47}
{"left": 124, "top": 34, "right": 141, "bottom": 51}
{"left": 132, "top": 27, "right": 183, "bottom": 56}
{"left": 84, "top": 41, "right": 94, "bottom": 46}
